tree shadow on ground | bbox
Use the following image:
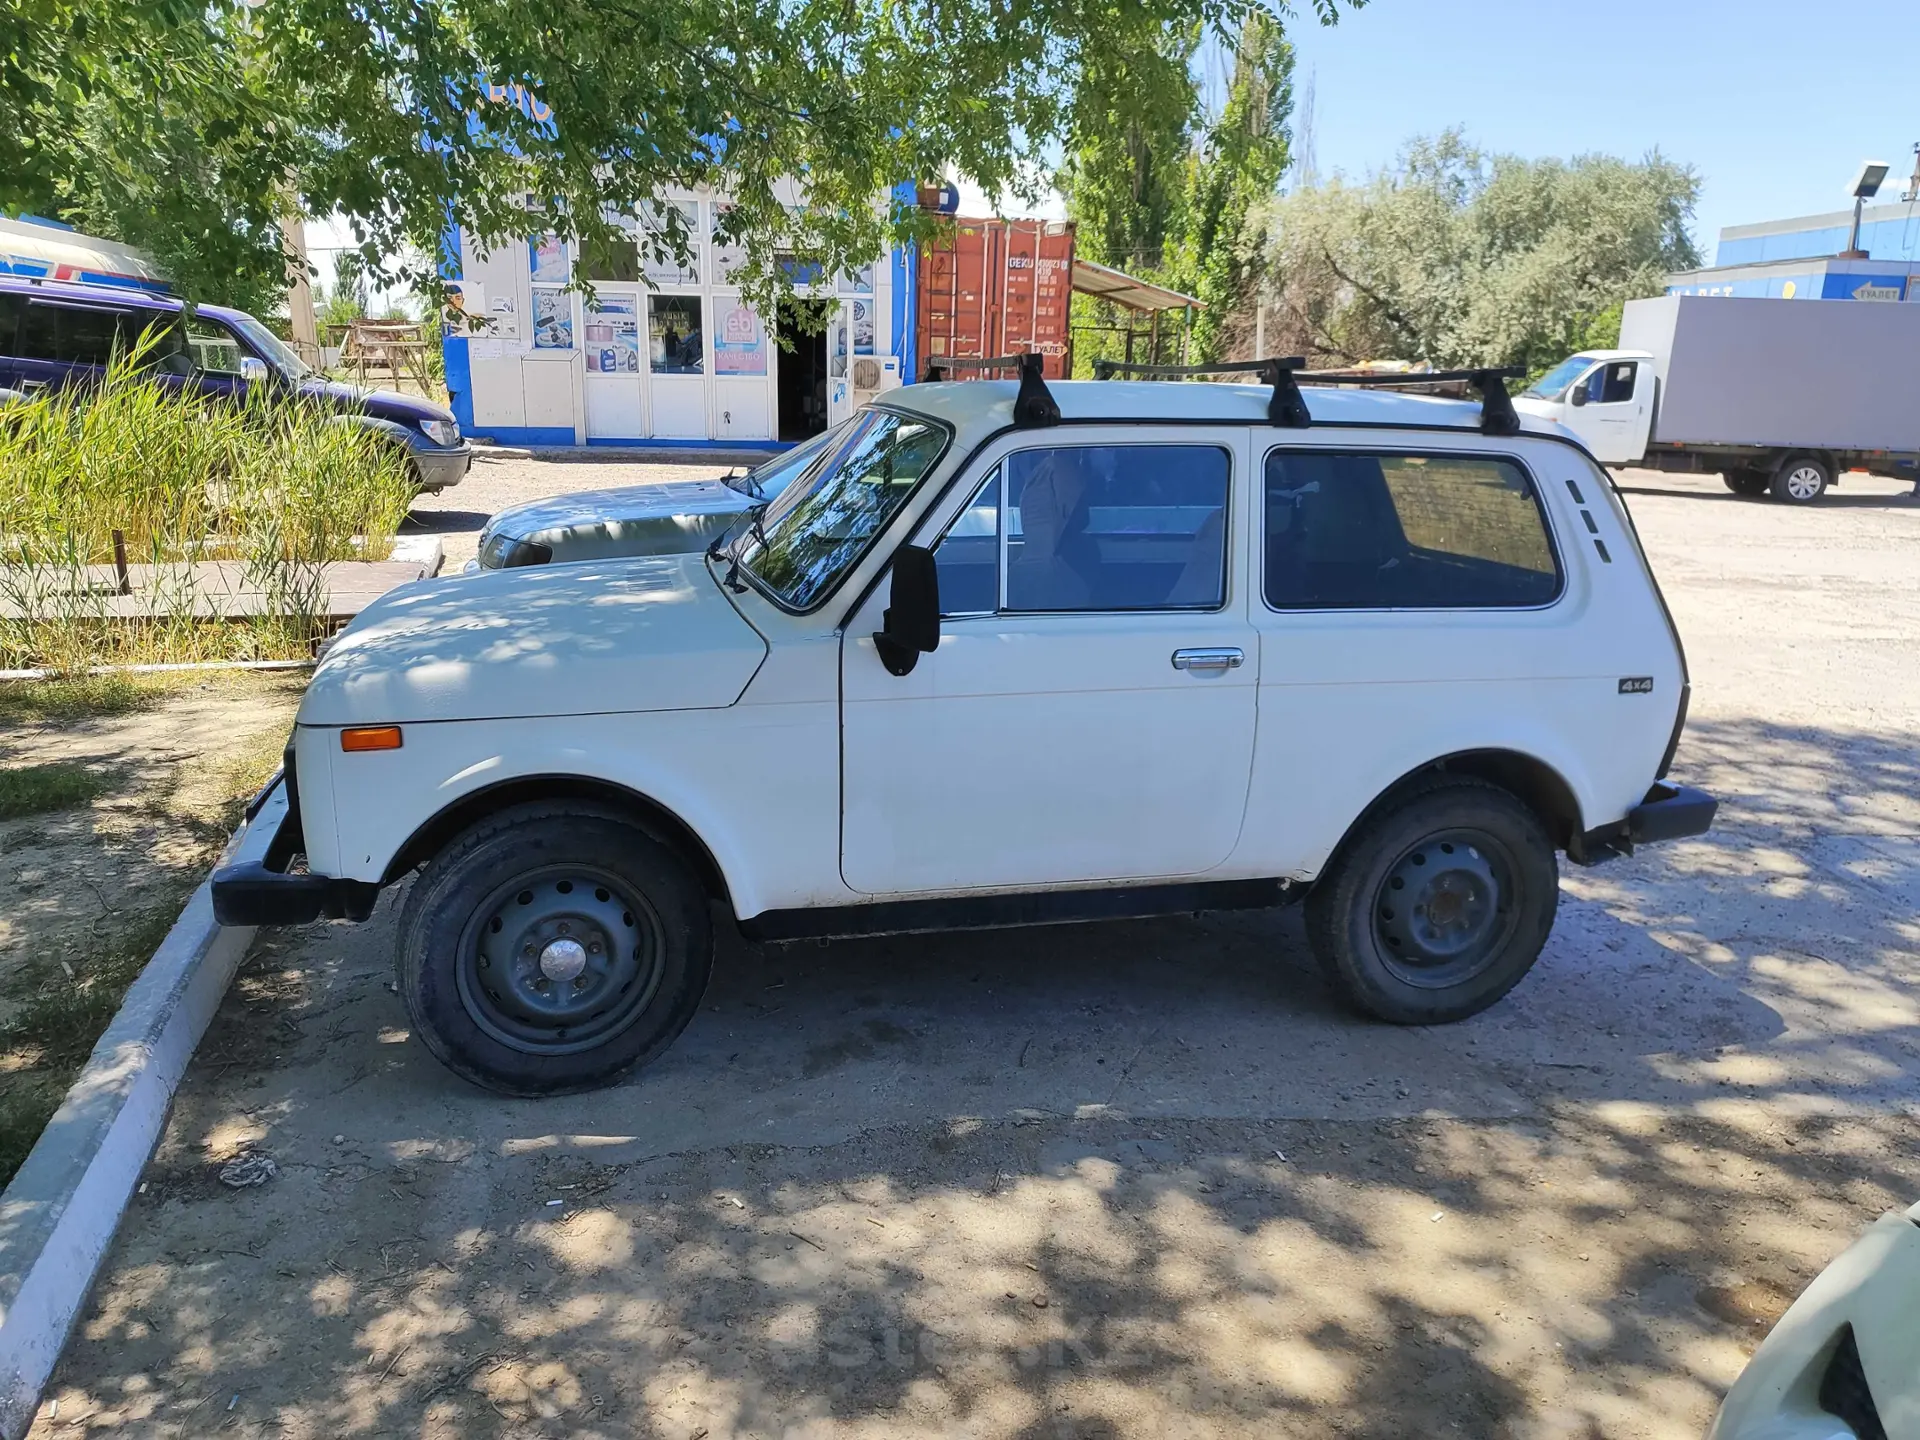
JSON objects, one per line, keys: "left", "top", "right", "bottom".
{"left": 26, "top": 709, "right": 1920, "bottom": 1438}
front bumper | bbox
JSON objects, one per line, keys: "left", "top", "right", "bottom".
{"left": 210, "top": 773, "right": 380, "bottom": 926}
{"left": 409, "top": 440, "right": 472, "bottom": 491}
{"left": 1568, "top": 781, "right": 1718, "bottom": 865}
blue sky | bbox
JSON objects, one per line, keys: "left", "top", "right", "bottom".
{"left": 1285, "top": 0, "right": 1919, "bottom": 259}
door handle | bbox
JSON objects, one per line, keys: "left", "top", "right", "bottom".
{"left": 1171, "top": 647, "right": 1244, "bottom": 672}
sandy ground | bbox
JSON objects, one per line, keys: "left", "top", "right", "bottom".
{"left": 23, "top": 468, "right": 1920, "bottom": 1439}
{"left": 0, "top": 677, "right": 305, "bottom": 1028}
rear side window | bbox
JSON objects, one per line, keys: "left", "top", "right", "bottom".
{"left": 14, "top": 301, "right": 183, "bottom": 370}
{"left": 1264, "top": 450, "right": 1559, "bottom": 610}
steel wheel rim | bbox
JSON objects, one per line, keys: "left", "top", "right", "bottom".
{"left": 455, "top": 864, "right": 665, "bottom": 1056}
{"left": 1371, "top": 829, "right": 1520, "bottom": 989}
{"left": 1785, "top": 466, "right": 1823, "bottom": 499}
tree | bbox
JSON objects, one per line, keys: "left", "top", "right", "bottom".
{"left": 1262, "top": 131, "right": 1701, "bottom": 375}
{"left": 1161, "top": 12, "right": 1292, "bottom": 361}
{"left": 4, "top": 0, "right": 1354, "bottom": 315}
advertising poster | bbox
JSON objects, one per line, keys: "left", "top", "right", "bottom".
{"left": 714, "top": 302, "right": 767, "bottom": 376}
{"left": 583, "top": 298, "right": 640, "bottom": 372}
{"left": 841, "top": 261, "right": 874, "bottom": 294}
{"left": 531, "top": 289, "right": 574, "bottom": 350}
{"left": 486, "top": 293, "right": 520, "bottom": 341}
{"left": 640, "top": 201, "right": 700, "bottom": 286}
{"left": 711, "top": 204, "right": 748, "bottom": 285}
{"left": 852, "top": 298, "right": 874, "bottom": 355}
{"left": 529, "top": 233, "right": 568, "bottom": 283}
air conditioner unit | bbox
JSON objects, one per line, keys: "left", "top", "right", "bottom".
{"left": 852, "top": 357, "right": 883, "bottom": 390}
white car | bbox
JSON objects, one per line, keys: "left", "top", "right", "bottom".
{"left": 466, "top": 422, "right": 849, "bottom": 570}
{"left": 215, "top": 359, "right": 1716, "bottom": 1095}
{"left": 1709, "top": 1199, "right": 1920, "bottom": 1439}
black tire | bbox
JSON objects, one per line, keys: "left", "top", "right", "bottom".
{"left": 396, "top": 803, "right": 712, "bottom": 1095}
{"left": 1723, "top": 469, "right": 1769, "bottom": 497}
{"left": 1769, "top": 454, "right": 1829, "bottom": 504}
{"left": 1305, "top": 778, "right": 1558, "bottom": 1025}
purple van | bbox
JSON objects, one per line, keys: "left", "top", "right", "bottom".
{"left": 0, "top": 276, "right": 470, "bottom": 492}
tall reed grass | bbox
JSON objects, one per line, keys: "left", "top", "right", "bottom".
{"left": 0, "top": 347, "right": 413, "bottom": 671}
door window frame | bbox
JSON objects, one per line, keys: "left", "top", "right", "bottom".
{"left": 1258, "top": 443, "right": 1567, "bottom": 615}
{"left": 924, "top": 436, "right": 1237, "bottom": 618}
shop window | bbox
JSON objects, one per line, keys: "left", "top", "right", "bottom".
{"left": 649, "top": 295, "right": 703, "bottom": 373}
{"left": 639, "top": 201, "right": 700, "bottom": 286}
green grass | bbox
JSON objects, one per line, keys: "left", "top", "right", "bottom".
{"left": 0, "top": 762, "right": 114, "bottom": 819}
{"left": 0, "top": 673, "right": 156, "bottom": 725}
{"left": 0, "top": 903, "right": 184, "bottom": 1187}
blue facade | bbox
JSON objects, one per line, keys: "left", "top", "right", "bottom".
{"left": 1716, "top": 205, "right": 1920, "bottom": 266}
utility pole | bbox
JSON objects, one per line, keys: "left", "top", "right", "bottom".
{"left": 283, "top": 212, "right": 320, "bottom": 366}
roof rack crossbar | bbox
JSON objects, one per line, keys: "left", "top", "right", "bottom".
{"left": 922, "top": 352, "right": 1060, "bottom": 428}
{"left": 1090, "top": 356, "right": 1312, "bottom": 428}
{"left": 1293, "top": 365, "right": 1526, "bottom": 436}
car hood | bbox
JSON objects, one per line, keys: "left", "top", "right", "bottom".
{"left": 481, "top": 478, "right": 755, "bottom": 562}
{"left": 299, "top": 377, "right": 456, "bottom": 426}
{"left": 299, "top": 553, "right": 766, "bottom": 725}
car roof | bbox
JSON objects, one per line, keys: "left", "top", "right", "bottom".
{"left": 0, "top": 275, "right": 184, "bottom": 312}
{"left": 882, "top": 377, "right": 1561, "bottom": 444}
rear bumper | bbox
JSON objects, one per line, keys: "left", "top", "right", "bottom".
{"left": 210, "top": 775, "right": 380, "bottom": 925}
{"left": 1568, "top": 782, "right": 1718, "bottom": 865}
{"left": 409, "top": 441, "right": 472, "bottom": 491}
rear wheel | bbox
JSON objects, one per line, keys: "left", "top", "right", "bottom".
{"left": 1770, "top": 454, "right": 1830, "bottom": 504}
{"left": 396, "top": 804, "right": 712, "bottom": 1095}
{"left": 1723, "top": 469, "right": 1769, "bottom": 497}
{"left": 1306, "top": 778, "right": 1558, "bottom": 1024}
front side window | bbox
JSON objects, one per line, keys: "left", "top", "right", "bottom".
{"left": 739, "top": 409, "right": 950, "bottom": 610}
{"left": 1264, "top": 450, "right": 1559, "bottom": 610}
{"left": 932, "top": 444, "right": 1230, "bottom": 614}
{"left": 1597, "top": 361, "right": 1637, "bottom": 404}
{"left": 186, "top": 317, "right": 246, "bottom": 375}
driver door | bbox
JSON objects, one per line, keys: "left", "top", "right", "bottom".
{"left": 839, "top": 428, "right": 1259, "bottom": 896}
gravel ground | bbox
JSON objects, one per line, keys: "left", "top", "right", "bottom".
{"left": 24, "top": 467, "right": 1920, "bottom": 1440}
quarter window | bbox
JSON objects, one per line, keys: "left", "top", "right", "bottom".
{"left": 18, "top": 303, "right": 127, "bottom": 367}
{"left": 1264, "top": 451, "right": 1559, "bottom": 610}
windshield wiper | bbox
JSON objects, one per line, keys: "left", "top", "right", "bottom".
{"left": 720, "top": 504, "right": 769, "bottom": 593}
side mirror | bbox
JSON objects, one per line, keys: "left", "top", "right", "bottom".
{"left": 872, "top": 544, "right": 940, "bottom": 676}
{"left": 238, "top": 356, "right": 270, "bottom": 385}
{"left": 1568, "top": 385, "right": 1588, "bottom": 407}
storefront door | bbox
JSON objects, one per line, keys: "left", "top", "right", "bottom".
{"left": 646, "top": 292, "right": 707, "bottom": 439}
{"left": 827, "top": 303, "right": 855, "bottom": 428}
{"left": 581, "top": 291, "right": 642, "bottom": 440}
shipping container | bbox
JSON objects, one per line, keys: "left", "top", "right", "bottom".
{"left": 916, "top": 217, "right": 1075, "bottom": 381}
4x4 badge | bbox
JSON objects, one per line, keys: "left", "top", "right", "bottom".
{"left": 1619, "top": 677, "right": 1655, "bottom": 694}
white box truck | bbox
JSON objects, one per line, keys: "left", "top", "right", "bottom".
{"left": 1513, "top": 294, "right": 1920, "bottom": 503}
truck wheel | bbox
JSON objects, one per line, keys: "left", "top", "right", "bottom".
{"left": 1723, "top": 469, "right": 1769, "bottom": 497}
{"left": 1770, "top": 455, "right": 1829, "bottom": 504}
{"left": 396, "top": 804, "right": 712, "bottom": 1096}
{"left": 1305, "top": 778, "right": 1558, "bottom": 1025}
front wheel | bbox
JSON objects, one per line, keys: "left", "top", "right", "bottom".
{"left": 1305, "top": 778, "right": 1558, "bottom": 1025}
{"left": 1770, "top": 454, "right": 1830, "bottom": 504}
{"left": 396, "top": 804, "right": 713, "bottom": 1095}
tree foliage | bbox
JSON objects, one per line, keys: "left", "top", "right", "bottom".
{"left": 1058, "top": 7, "right": 1301, "bottom": 368}
{"left": 4, "top": 0, "right": 1351, "bottom": 315}
{"left": 1263, "top": 131, "right": 1701, "bottom": 374}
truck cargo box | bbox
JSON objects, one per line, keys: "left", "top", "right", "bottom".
{"left": 917, "top": 218, "right": 1074, "bottom": 381}
{"left": 1624, "top": 295, "right": 1920, "bottom": 452}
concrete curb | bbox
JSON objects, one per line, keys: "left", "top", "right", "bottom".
{"left": 0, "top": 786, "right": 284, "bottom": 1439}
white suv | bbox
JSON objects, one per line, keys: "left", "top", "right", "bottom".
{"left": 215, "top": 358, "right": 1715, "bottom": 1095}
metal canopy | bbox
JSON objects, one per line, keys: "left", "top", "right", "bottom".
{"left": 1070, "top": 258, "right": 1202, "bottom": 313}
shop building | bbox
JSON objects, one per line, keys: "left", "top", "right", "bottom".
{"left": 441, "top": 191, "right": 911, "bottom": 448}
{"left": 1665, "top": 199, "right": 1920, "bottom": 302}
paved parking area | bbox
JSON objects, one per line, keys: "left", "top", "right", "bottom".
{"left": 26, "top": 470, "right": 1920, "bottom": 1439}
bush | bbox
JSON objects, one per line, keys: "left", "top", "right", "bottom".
{"left": 0, "top": 350, "right": 412, "bottom": 671}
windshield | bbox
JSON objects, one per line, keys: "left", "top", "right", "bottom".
{"left": 228, "top": 313, "right": 312, "bottom": 382}
{"left": 1522, "top": 354, "right": 1596, "bottom": 401}
{"left": 736, "top": 409, "right": 950, "bottom": 610}
{"left": 724, "top": 420, "right": 849, "bottom": 499}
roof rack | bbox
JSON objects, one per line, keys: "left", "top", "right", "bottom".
{"left": 1092, "top": 357, "right": 1311, "bottom": 427}
{"left": 922, "top": 352, "right": 1060, "bottom": 428}
{"left": 1095, "top": 357, "right": 1527, "bottom": 436}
